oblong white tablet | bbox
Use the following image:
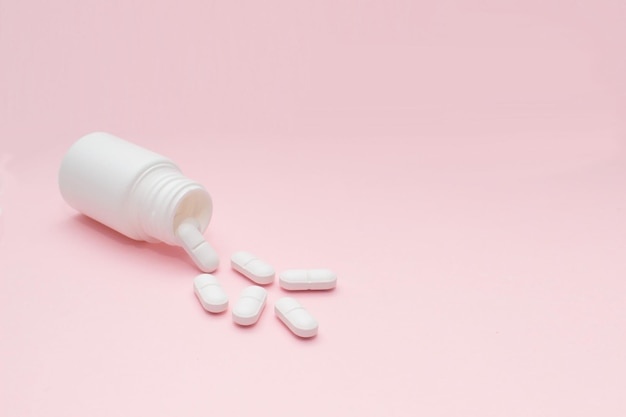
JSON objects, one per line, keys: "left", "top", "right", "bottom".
{"left": 274, "top": 297, "right": 318, "bottom": 338}
{"left": 232, "top": 286, "right": 267, "bottom": 326}
{"left": 193, "top": 274, "right": 228, "bottom": 313}
{"left": 177, "top": 221, "right": 219, "bottom": 273}
{"left": 231, "top": 251, "right": 275, "bottom": 285}
{"left": 279, "top": 269, "right": 337, "bottom": 291}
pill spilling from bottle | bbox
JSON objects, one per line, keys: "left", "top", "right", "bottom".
{"left": 177, "top": 221, "right": 219, "bottom": 273}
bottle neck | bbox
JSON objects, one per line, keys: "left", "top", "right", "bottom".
{"left": 129, "top": 163, "right": 212, "bottom": 245}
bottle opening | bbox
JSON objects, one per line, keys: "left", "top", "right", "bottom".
{"left": 173, "top": 189, "right": 213, "bottom": 233}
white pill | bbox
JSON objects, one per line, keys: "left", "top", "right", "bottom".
{"left": 177, "top": 221, "right": 219, "bottom": 273}
{"left": 232, "top": 286, "right": 267, "bottom": 326}
{"left": 274, "top": 297, "right": 318, "bottom": 338}
{"left": 279, "top": 269, "right": 337, "bottom": 291}
{"left": 231, "top": 251, "right": 275, "bottom": 285}
{"left": 193, "top": 274, "right": 228, "bottom": 313}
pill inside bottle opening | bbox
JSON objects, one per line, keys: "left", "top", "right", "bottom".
{"left": 177, "top": 221, "right": 219, "bottom": 272}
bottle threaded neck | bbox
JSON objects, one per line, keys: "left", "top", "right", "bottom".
{"left": 129, "top": 163, "right": 212, "bottom": 245}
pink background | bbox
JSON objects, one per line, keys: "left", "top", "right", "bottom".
{"left": 2, "top": 0, "right": 626, "bottom": 415}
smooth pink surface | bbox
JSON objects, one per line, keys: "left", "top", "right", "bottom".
{"left": 2, "top": 1, "right": 626, "bottom": 415}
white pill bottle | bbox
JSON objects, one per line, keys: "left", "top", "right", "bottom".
{"left": 58, "top": 132, "right": 219, "bottom": 271}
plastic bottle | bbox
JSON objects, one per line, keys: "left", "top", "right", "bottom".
{"left": 58, "top": 132, "right": 219, "bottom": 272}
